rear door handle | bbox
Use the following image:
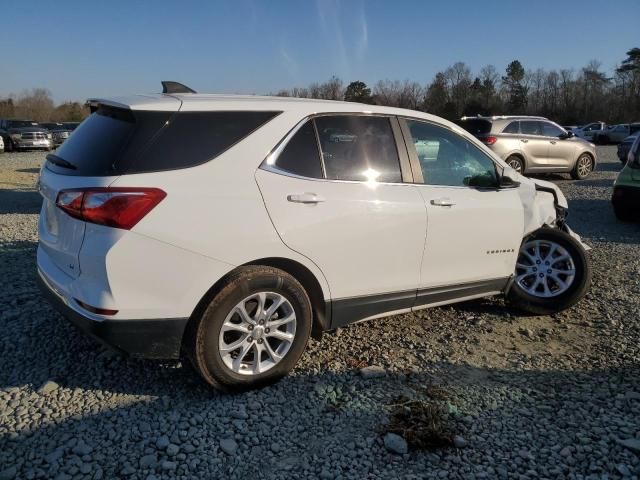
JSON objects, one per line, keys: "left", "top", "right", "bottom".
{"left": 287, "top": 193, "right": 325, "bottom": 204}
{"left": 430, "top": 198, "right": 455, "bottom": 207}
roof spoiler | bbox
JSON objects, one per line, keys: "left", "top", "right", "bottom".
{"left": 161, "top": 81, "right": 196, "bottom": 94}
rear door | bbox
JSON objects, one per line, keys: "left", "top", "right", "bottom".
{"left": 399, "top": 118, "right": 524, "bottom": 298}
{"left": 519, "top": 120, "right": 549, "bottom": 169}
{"left": 256, "top": 115, "right": 427, "bottom": 324}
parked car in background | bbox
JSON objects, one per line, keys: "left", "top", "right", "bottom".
{"left": 617, "top": 135, "right": 638, "bottom": 162}
{"left": 37, "top": 84, "right": 592, "bottom": 391}
{"left": 40, "top": 122, "right": 74, "bottom": 147}
{"left": 62, "top": 122, "right": 81, "bottom": 131}
{"left": 0, "top": 135, "right": 4, "bottom": 153}
{"left": 563, "top": 125, "right": 579, "bottom": 132}
{"left": 0, "top": 119, "right": 52, "bottom": 152}
{"left": 612, "top": 135, "right": 640, "bottom": 221}
{"left": 596, "top": 123, "right": 640, "bottom": 144}
{"left": 459, "top": 115, "right": 597, "bottom": 179}
{"left": 573, "top": 122, "right": 606, "bottom": 141}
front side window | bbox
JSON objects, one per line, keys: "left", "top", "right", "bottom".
{"left": 315, "top": 116, "right": 402, "bottom": 183}
{"left": 405, "top": 119, "right": 498, "bottom": 188}
{"left": 541, "top": 122, "right": 564, "bottom": 137}
{"left": 275, "top": 121, "right": 323, "bottom": 178}
{"left": 520, "top": 121, "right": 543, "bottom": 136}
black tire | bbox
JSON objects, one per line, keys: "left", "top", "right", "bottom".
{"left": 571, "top": 153, "right": 594, "bottom": 180}
{"left": 187, "top": 266, "right": 312, "bottom": 392}
{"left": 507, "top": 228, "right": 591, "bottom": 315}
{"left": 506, "top": 155, "right": 525, "bottom": 174}
{"left": 612, "top": 200, "right": 635, "bottom": 222}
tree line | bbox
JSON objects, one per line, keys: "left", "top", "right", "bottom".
{"left": 0, "top": 88, "right": 89, "bottom": 123}
{"left": 273, "top": 47, "right": 640, "bottom": 125}
{"left": 1, "top": 48, "right": 637, "bottom": 126}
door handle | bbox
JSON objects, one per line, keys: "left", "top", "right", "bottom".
{"left": 520, "top": 139, "right": 529, "bottom": 143}
{"left": 549, "top": 140, "right": 556, "bottom": 144}
{"left": 430, "top": 198, "right": 455, "bottom": 207}
{"left": 287, "top": 193, "right": 325, "bottom": 204}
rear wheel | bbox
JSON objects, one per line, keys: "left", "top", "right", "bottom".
{"left": 571, "top": 153, "right": 593, "bottom": 180}
{"left": 506, "top": 155, "right": 524, "bottom": 174}
{"left": 507, "top": 228, "right": 591, "bottom": 315}
{"left": 187, "top": 266, "right": 312, "bottom": 391}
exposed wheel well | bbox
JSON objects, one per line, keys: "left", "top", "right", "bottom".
{"left": 183, "top": 258, "right": 329, "bottom": 353}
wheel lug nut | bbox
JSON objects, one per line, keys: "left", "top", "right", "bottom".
{"left": 265, "top": 328, "right": 270, "bottom": 333}
{"left": 248, "top": 325, "right": 254, "bottom": 331}
{"left": 247, "top": 336, "right": 253, "bottom": 342}
{"left": 259, "top": 319, "right": 264, "bottom": 325}
{"left": 257, "top": 339, "right": 263, "bottom": 344}
{"left": 547, "top": 269, "right": 551, "bottom": 274}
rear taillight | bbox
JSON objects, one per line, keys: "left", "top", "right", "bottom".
{"left": 482, "top": 136, "right": 497, "bottom": 146}
{"left": 56, "top": 188, "right": 166, "bottom": 230}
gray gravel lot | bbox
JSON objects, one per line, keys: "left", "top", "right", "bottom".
{"left": 0, "top": 148, "right": 639, "bottom": 479}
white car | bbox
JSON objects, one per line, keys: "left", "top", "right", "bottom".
{"left": 37, "top": 82, "right": 592, "bottom": 391}
{"left": 573, "top": 122, "right": 606, "bottom": 141}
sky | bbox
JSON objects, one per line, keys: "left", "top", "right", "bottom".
{"left": 1, "top": 0, "right": 638, "bottom": 103}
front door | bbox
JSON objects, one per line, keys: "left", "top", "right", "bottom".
{"left": 519, "top": 120, "right": 550, "bottom": 169}
{"left": 400, "top": 118, "right": 524, "bottom": 304}
{"left": 256, "top": 115, "right": 427, "bottom": 324}
{"left": 542, "top": 121, "right": 576, "bottom": 169}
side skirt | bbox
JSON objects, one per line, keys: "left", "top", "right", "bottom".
{"left": 329, "top": 277, "right": 510, "bottom": 329}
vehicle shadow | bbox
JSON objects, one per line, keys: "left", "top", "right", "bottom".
{"left": 15, "top": 167, "right": 41, "bottom": 174}
{"left": 596, "top": 162, "right": 624, "bottom": 173}
{"left": 0, "top": 189, "right": 42, "bottom": 214}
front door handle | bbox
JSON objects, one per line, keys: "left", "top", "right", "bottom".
{"left": 520, "top": 139, "right": 529, "bottom": 143}
{"left": 287, "top": 193, "right": 325, "bottom": 204}
{"left": 430, "top": 198, "right": 455, "bottom": 207}
{"left": 549, "top": 140, "right": 556, "bottom": 144}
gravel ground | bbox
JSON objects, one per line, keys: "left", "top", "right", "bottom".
{"left": 0, "top": 148, "right": 638, "bottom": 480}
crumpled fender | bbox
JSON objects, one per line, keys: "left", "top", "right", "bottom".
{"left": 515, "top": 174, "right": 591, "bottom": 251}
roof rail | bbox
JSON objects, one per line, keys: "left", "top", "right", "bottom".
{"left": 161, "top": 81, "right": 197, "bottom": 94}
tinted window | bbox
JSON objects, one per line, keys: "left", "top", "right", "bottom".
{"left": 130, "top": 111, "right": 279, "bottom": 173}
{"left": 541, "top": 122, "right": 564, "bottom": 137}
{"left": 406, "top": 119, "right": 498, "bottom": 188}
{"left": 49, "top": 108, "right": 279, "bottom": 176}
{"left": 520, "top": 121, "right": 542, "bottom": 136}
{"left": 502, "top": 121, "right": 519, "bottom": 134}
{"left": 460, "top": 119, "right": 492, "bottom": 136}
{"left": 315, "top": 116, "right": 401, "bottom": 183}
{"left": 275, "top": 121, "right": 323, "bottom": 178}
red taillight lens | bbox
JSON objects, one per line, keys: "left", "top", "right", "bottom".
{"left": 56, "top": 188, "right": 166, "bottom": 230}
{"left": 482, "top": 136, "right": 497, "bottom": 146}
{"left": 74, "top": 299, "right": 118, "bottom": 316}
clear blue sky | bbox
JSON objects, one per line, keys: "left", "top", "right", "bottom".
{"left": 1, "top": 0, "right": 637, "bottom": 102}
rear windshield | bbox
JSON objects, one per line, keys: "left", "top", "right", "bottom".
{"left": 48, "top": 107, "right": 280, "bottom": 176}
{"left": 459, "top": 119, "right": 492, "bottom": 136}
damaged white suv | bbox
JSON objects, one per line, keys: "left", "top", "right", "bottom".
{"left": 37, "top": 82, "right": 591, "bottom": 391}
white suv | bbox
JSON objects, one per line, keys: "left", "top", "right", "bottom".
{"left": 37, "top": 82, "right": 592, "bottom": 391}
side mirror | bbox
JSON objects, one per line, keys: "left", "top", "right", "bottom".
{"left": 559, "top": 131, "right": 574, "bottom": 139}
{"left": 499, "top": 174, "right": 521, "bottom": 189}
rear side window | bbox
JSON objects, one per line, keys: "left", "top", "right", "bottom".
{"left": 460, "top": 119, "right": 492, "bottom": 136}
{"left": 275, "top": 121, "right": 323, "bottom": 178}
{"left": 49, "top": 107, "right": 280, "bottom": 176}
{"left": 315, "top": 116, "right": 402, "bottom": 183}
{"left": 502, "top": 121, "right": 519, "bottom": 134}
{"left": 520, "top": 121, "right": 542, "bottom": 136}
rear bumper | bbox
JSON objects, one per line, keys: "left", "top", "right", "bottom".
{"left": 37, "top": 272, "right": 188, "bottom": 359}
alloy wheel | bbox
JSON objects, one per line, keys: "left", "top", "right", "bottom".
{"left": 218, "top": 292, "right": 296, "bottom": 375}
{"left": 515, "top": 239, "right": 576, "bottom": 298}
{"left": 576, "top": 155, "right": 593, "bottom": 178}
{"left": 507, "top": 158, "right": 523, "bottom": 173}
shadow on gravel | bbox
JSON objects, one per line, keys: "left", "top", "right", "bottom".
{"left": 15, "top": 168, "right": 41, "bottom": 174}
{"left": 0, "top": 189, "right": 42, "bottom": 214}
{"left": 572, "top": 178, "right": 614, "bottom": 189}
{"left": 1, "top": 356, "right": 638, "bottom": 479}
{"left": 596, "top": 162, "right": 624, "bottom": 173}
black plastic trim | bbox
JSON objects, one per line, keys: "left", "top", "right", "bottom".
{"left": 329, "top": 277, "right": 510, "bottom": 329}
{"left": 38, "top": 275, "right": 188, "bottom": 359}
{"left": 161, "top": 81, "right": 197, "bottom": 94}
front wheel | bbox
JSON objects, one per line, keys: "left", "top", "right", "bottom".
{"left": 571, "top": 154, "right": 594, "bottom": 180}
{"left": 507, "top": 229, "right": 591, "bottom": 315}
{"left": 187, "top": 266, "right": 312, "bottom": 391}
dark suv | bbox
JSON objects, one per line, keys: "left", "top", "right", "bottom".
{"left": 0, "top": 119, "right": 53, "bottom": 152}
{"left": 40, "top": 122, "right": 74, "bottom": 147}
